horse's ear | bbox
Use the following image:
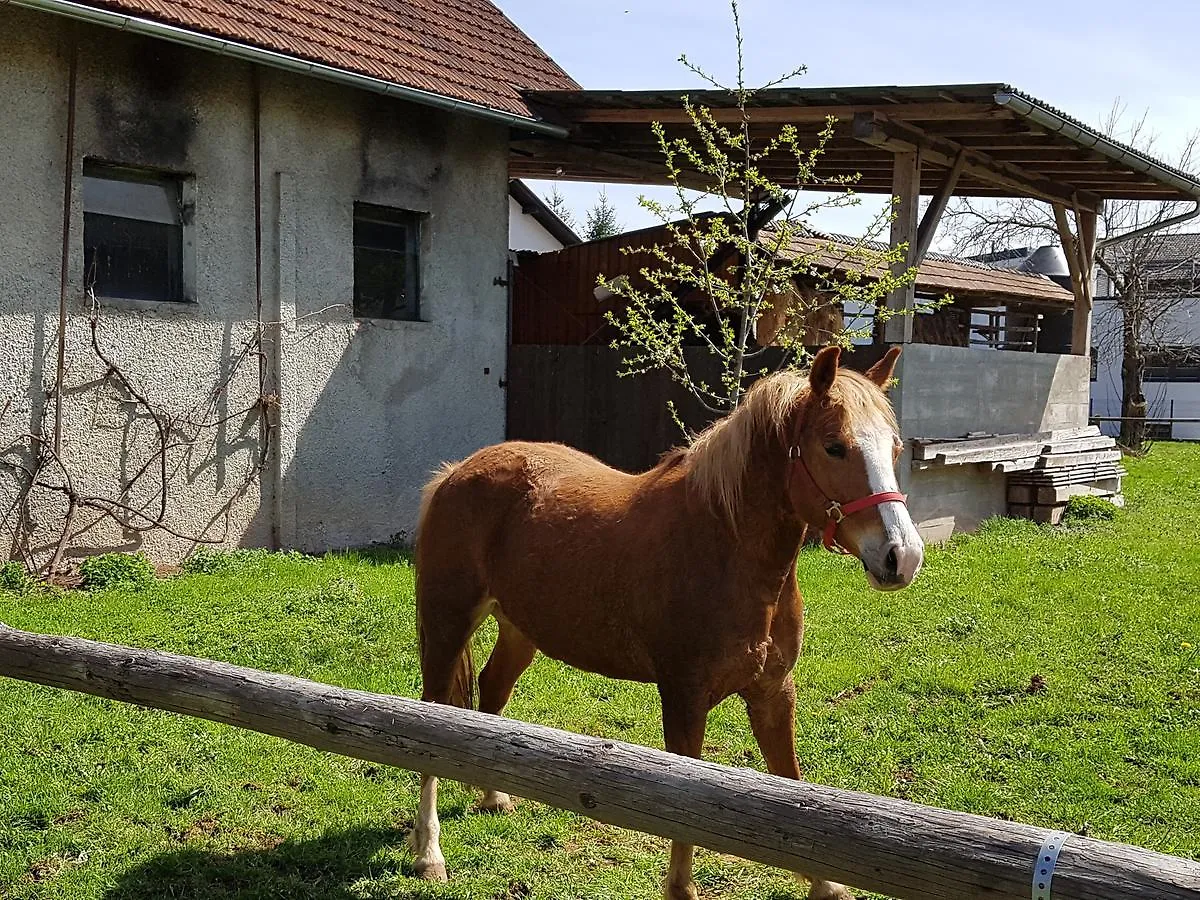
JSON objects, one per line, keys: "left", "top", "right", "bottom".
{"left": 865, "top": 346, "right": 902, "bottom": 390}
{"left": 809, "top": 345, "right": 840, "bottom": 397}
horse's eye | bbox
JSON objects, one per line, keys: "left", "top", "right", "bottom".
{"left": 825, "top": 442, "right": 847, "bottom": 459}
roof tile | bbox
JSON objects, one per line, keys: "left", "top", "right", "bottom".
{"left": 75, "top": 0, "right": 578, "bottom": 117}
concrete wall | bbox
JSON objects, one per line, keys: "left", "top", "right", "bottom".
{"left": 893, "top": 343, "right": 1090, "bottom": 542}
{"left": 0, "top": 6, "right": 510, "bottom": 564}
{"left": 895, "top": 343, "right": 1090, "bottom": 439}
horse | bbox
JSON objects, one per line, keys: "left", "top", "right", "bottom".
{"left": 410, "top": 345, "right": 923, "bottom": 900}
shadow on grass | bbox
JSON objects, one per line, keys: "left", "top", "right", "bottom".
{"left": 103, "top": 825, "right": 445, "bottom": 900}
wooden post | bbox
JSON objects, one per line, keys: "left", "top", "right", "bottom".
{"left": 1074, "top": 208, "right": 1098, "bottom": 356}
{"left": 1, "top": 625, "right": 1197, "bottom": 900}
{"left": 1053, "top": 203, "right": 1095, "bottom": 356}
{"left": 884, "top": 150, "right": 921, "bottom": 344}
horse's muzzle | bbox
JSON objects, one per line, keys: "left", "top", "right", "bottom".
{"left": 864, "top": 537, "right": 923, "bottom": 590}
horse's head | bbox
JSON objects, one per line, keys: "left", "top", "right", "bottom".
{"left": 787, "top": 346, "right": 923, "bottom": 590}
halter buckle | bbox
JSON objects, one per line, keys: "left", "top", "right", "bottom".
{"left": 826, "top": 501, "right": 845, "bottom": 523}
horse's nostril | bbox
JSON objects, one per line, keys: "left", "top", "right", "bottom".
{"left": 885, "top": 546, "right": 899, "bottom": 578}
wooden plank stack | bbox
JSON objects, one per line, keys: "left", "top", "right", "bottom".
{"left": 912, "top": 426, "right": 1124, "bottom": 525}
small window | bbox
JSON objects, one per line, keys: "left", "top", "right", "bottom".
{"left": 83, "top": 162, "right": 187, "bottom": 302}
{"left": 353, "top": 203, "right": 421, "bottom": 320}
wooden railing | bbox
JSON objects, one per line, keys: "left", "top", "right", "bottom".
{"left": 1, "top": 624, "right": 1196, "bottom": 900}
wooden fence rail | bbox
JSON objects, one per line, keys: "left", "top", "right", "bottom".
{"left": 1, "top": 624, "right": 1197, "bottom": 900}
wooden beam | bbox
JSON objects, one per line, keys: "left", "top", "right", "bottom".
{"left": 885, "top": 150, "right": 921, "bottom": 344}
{"left": 568, "top": 102, "right": 1003, "bottom": 125}
{"left": 2, "top": 625, "right": 1198, "bottom": 900}
{"left": 1052, "top": 203, "right": 1092, "bottom": 356}
{"left": 1074, "top": 207, "right": 1098, "bottom": 356}
{"left": 508, "top": 140, "right": 711, "bottom": 192}
{"left": 912, "top": 150, "right": 965, "bottom": 264}
{"left": 853, "top": 113, "right": 1102, "bottom": 212}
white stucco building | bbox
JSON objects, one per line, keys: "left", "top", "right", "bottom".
{"left": 0, "top": 0, "right": 579, "bottom": 565}
{"left": 976, "top": 238, "right": 1200, "bottom": 441}
{"left": 508, "top": 179, "right": 580, "bottom": 253}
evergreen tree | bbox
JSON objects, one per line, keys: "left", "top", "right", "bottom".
{"left": 585, "top": 190, "right": 622, "bottom": 241}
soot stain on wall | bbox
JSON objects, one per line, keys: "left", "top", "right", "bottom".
{"left": 91, "top": 36, "right": 197, "bottom": 169}
{"left": 357, "top": 98, "right": 447, "bottom": 201}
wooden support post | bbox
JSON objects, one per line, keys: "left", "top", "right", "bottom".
{"left": 1073, "top": 207, "right": 1098, "bottom": 357}
{"left": 1, "top": 625, "right": 1198, "bottom": 900}
{"left": 1053, "top": 203, "right": 1095, "bottom": 356}
{"left": 884, "top": 150, "right": 921, "bottom": 344}
{"left": 912, "top": 150, "right": 965, "bottom": 265}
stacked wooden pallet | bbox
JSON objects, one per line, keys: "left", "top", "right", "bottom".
{"left": 912, "top": 426, "right": 1124, "bottom": 525}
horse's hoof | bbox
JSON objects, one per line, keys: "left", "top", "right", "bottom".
{"left": 663, "top": 881, "right": 699, "bottom": 900}
{"left": 477, "top": 791, "right": 516, "bottom": 814}
{"left": 806, "top": 880, "right": 853, "bottom": 900}
{"left": 414, "top": 859, "right": 448, "bottom": 882}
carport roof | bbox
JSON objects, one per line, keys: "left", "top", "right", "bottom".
{"left": 510, "top": 83, "right": 1200, "bottom": 208}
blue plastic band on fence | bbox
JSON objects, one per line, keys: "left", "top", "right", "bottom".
{"left": 1032, "top": 830, "right": 1072, "bottom": 900}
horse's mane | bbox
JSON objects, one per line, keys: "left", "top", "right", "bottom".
{"left": 685, "top": 367, "right": 898, "bottom": 523}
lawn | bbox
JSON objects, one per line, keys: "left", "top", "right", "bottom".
{"left": 1, "top": 445, "right": 1198, "bottom": 900}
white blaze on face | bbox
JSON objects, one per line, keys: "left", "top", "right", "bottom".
{"left": 855, "top": 420, "right": 924, "bottom": 587}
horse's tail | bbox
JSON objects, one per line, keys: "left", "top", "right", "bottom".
{"left": 415, "top": 461, "right": 477, "bottom": 711}
{"left": 416, "top": 460, "right": 458, "bottom": 542}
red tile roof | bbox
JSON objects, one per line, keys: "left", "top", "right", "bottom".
{"left": 77, "top": 0, "right": 579, "bottom": 117}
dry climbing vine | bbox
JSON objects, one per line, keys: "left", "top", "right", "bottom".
{"left": 0, "top": 292, "right": 279, "bottom": 575}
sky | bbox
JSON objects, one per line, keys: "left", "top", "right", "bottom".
{"left": 499, "top": 0, "right": 1200, "bottom": 240}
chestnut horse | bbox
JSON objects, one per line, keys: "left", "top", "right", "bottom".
{"left": 411, "top": 346, "right": 923, "bottom": 900}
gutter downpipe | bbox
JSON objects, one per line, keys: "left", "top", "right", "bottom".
{"left": 994, "top": 90, "right": 1200, "bottom": 250}
{"left": 6, "top": 0, "right": 570, "bottom": 139}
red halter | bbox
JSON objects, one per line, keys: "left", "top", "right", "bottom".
{"left": 788, "top": 444, "right": 907, "bottom": 555}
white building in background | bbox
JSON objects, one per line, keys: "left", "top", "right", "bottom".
{"left": 1092, "top": 234, "right": 1200, "bottom": 441}
{"left": 508, "top": 180, "right": 581, "bottom": 253}
{"left": 975, "top": 237, "right": 1200, "bottom": 440}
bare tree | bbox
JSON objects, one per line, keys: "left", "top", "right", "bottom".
{"left": 943, "top": 104, "right": 1200, "bottom": 452}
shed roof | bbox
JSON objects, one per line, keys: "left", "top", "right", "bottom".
{"left": 766, "top": 228, "right": 1075, "bottom": 306}
{"left": 511, "top": 84, "right": 1200, "bottom": 207}
{"left": 19, "top": 0, "right": 578, "bottom": 121}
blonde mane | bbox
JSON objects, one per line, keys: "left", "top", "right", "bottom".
{"left": 686, "top": 367, "right": 898, "bottom": 523}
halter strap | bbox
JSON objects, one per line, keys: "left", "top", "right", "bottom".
{"left": 788, "top": 444, "right": 907, "bottom": 554}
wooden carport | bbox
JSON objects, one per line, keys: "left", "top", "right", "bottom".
{"left": 509, "top": 83, "right": 1200, "bottom": 357}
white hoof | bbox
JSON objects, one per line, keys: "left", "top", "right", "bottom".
{"left": 477, "top": 790, "right": 516, "bottom": 814}
{"left": 414, "top": 856, "right": 448, "bottom": 882}
{"left": 805, "top": 878, "right": 854, "bottom": 900}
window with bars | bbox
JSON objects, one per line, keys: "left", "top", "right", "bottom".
{"left": 83, "top": 161, "right": 188, "bottom": 303}
{"left": 353, "top": 203, "right": 422, "bottom": 321}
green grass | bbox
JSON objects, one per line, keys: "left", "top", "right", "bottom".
{"left": 2, "top": 445, "right": 1199, "bottom": 899}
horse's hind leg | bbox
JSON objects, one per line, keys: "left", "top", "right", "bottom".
{"left": 476, "top": 616, "right": 536, "bottom": 813}
{"left": 742, "top": 675, "right": 854, "bottom": 900}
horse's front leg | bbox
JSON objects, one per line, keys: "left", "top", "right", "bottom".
{"left": 741, "top": 674, "right": 854, "bottom": 900}
{"left": 659, "top": 685, "right": 710, "bottom": 900}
